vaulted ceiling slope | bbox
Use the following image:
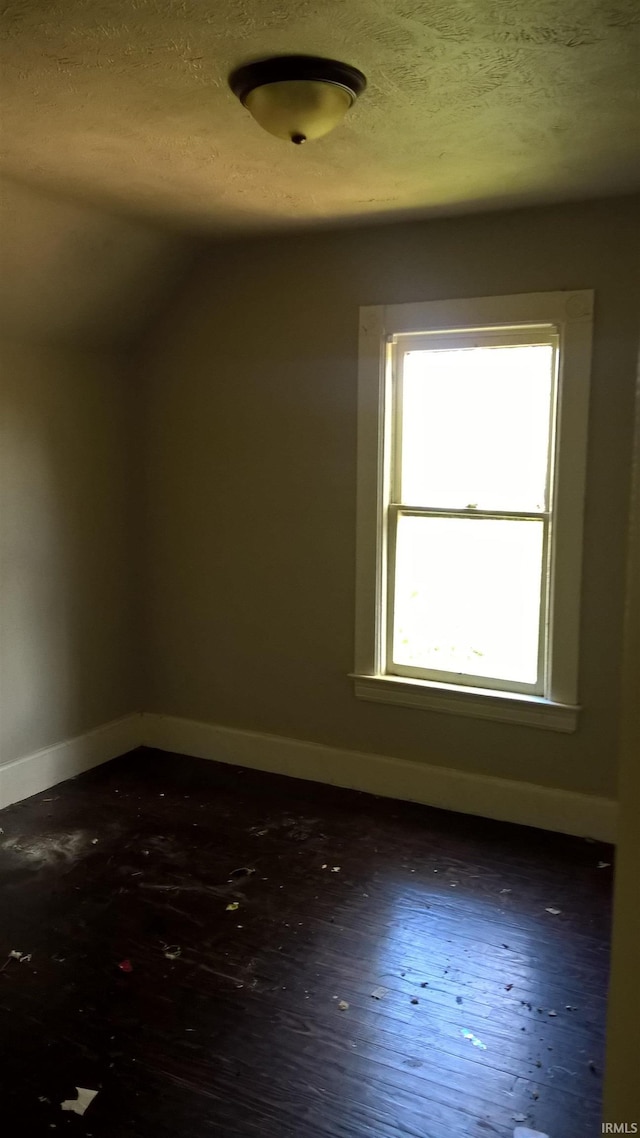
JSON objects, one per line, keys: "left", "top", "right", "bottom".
{"left": 0, "top": 176, "right": 197, "bottom": 347}
{"left": 1, "top": 0, "right": 639, "bottom": 234}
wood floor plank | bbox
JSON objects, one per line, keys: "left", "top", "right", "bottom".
{"left": 0, "top": 749, "right": 612, "bottom": 1136}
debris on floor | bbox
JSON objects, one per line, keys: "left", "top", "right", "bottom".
{"left": 513, "top": 1130, "right": 550, "bottom": 1138}
{"left": 597, "top": 861, "right": 611, "bottom": 868}
{"left": 545, "top": 907, "right": 562, "bottom": 915}
{"left": 331, "top": 866, "right": 341, "bottom": 873}
{"left": 461, "top": 1029, "right": 487, "bottom": 1049}
{"left": 226, "top": 902, "right": 240, "bottom": 912}
{"left": 371, "top": 986, "right": 389, "bottom": 1000}
{"left": 228, "top": 867, "right": 255, "bottom": 879}
{"left": 505, "top": 984, "right": 514, "bottom": 991}
{"left": 118, "top": 959, "right": 133, "bottom": 972}
{"left": 500, "top": 888, "right": 512, "bottom": 893}
{"left": 60, "top": 1088, "right": 98, "bottom": 1116}
{"left": 337, "top": 1000, "right": 349, "bottom": 1011}
{"left": 0, "top": 949, "right": 32, "bottom": 971}
{"left": 163, "top": 945, "right": 181, "bottom": 960}
{"left": 513, "top": 1115, "right": 528, "bottom": 1123}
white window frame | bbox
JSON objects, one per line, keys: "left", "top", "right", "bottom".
{"left": 353, "top": 290, "right": 594, "bottom": 732}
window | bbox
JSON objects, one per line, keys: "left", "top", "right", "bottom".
{"left": 353, "top": 291, "right": 594, "bottom": 731}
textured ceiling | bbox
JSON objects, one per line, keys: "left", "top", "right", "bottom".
{"left": 1, "top": 0, "right": 639, "bottom": 233}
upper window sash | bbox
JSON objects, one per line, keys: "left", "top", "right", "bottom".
{"left": 389, "top": 328, "right": 559, "bottom": 513}
{"left": 389, "top": 327, "right": 559, "bottom": 351}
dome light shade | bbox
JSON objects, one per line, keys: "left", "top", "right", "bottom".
{"left": 229, "top": 55, "right": 366, "bottom": 144}
{"left": 245, "top": 80, "right": 352, "bottom": 143}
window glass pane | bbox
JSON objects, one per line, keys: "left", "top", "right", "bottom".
{"left": 400, "top": 344, "right": 554, "bottom": 511}
{"left": 392, "top": 515, "right": 544, "bottom": 684}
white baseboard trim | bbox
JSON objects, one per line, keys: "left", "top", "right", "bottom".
{"left": 2, "top": 711, "right": 616, "bottom": 842}
{"left": 0, "top": 714, "right": 141, "bottom": 809}
{"left": 141, "top": 713, "right": 618, "bottom": 843}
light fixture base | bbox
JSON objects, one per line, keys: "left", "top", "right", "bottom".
{"left": 228, "top": 55, "right": 367, "bottom": 143}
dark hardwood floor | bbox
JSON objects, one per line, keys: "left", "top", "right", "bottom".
{"left": 0, "top": 749, "right": 613, "bottom": 1138}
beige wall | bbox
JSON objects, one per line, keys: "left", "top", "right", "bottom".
{"left": 604, "top": 345, "right": 640, "bottom": 1119}
{"left": 0, "top": 340, "right": 137, "bottom": 763}
{"left": 141, "top": 195, "right": 640, "bottom": 800}
{"left": 0, "top": 177, "right": 194, "bottom": 768}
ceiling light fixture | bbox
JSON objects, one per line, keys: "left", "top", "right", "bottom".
{"left": 228, "top": 55, "right": 366, "bottom": 145}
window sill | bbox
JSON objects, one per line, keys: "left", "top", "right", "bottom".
{"left": 351, "top": 673, "right": 579, "bottom": 733}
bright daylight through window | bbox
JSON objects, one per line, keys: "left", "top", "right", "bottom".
{"left": 354, "top": 292, "right": 594, "bottom": 731}
{"left": 392, "top": 333, "right": 554, "bottom": 693}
